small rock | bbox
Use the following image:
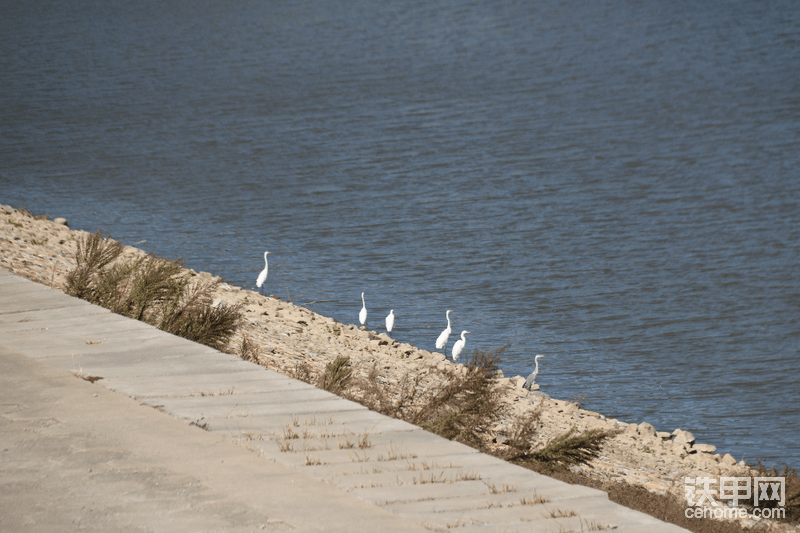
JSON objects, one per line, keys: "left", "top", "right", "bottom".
{"left": 53, "top": 217, "right": 68, "bottom": 226}
{"left": 720, "top": 453, "right": 737, "bottom": 466}
{"left": 673, "top": 442, "right": 693, "bottom": 455}
{"left": 509, "top": 376, "right": 526, "bottom": 388}
{"left": 625, "top": 423, "right": 639, "bottom": 436}
{"left": 638, "top": 422, "right": 657, "bottom": 437}
{"left": 494, "top": 434, "right": 510, "bottom": 445}
{"left": 673, "top": 430, "right": 695, "bottom": 446}
{"left": 693, "top": 443, "right": 716, "bottom": 454}
{"left": 656, "top": 431, "right": 673, "bottom": 440}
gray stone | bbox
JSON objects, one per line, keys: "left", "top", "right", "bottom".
{"left": 720, "top": 453, "right": 737, "bottom": 466}
{"left": 657, "top": 431, "right": 673, "bottom": 440}
{"left": 53, "top": 217, "right": 68, "bottom": 226}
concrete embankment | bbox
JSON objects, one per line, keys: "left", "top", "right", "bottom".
{"left": 0, "top": 267, "right": 691, "bottom": 532}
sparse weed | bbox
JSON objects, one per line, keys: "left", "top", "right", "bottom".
{"left": 486, "top": 482, "right": 516, "bottom": 494}
{"left": 238, "top": 335, "right": 259, "bottom": 362}
{"left": 543, "top": 507, "right": 577, "bottom": 519}
{"left": 291, "top": 361, "right": 313, "bottom": 383}
{"left": 412, "top": 471, "right": 446, "bottom": 484}
{"left": 358, "top": 430, "right": 371, "bottom": 449}
{"left": 580, "top": 518, "right": 612, "bottom": 531}
{"left": 377, "top": 444, "right": 417, "bottom": 462}
{"left": 349, "top": 450, "right": 370, "bottom": 463}
{"left": 519, "top": 493, "right": 549, "bottom": 505}
{"left": 305, "top": 455, "right": 322, "bottom": 466}
{"left": 457, "top": 469, "right": 481, "bottom": 481}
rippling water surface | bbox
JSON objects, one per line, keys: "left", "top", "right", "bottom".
{"left": 2, "top": 0, "right": 799, "bottom": 466}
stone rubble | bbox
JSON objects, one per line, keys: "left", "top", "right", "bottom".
{"left": 0, "top": 203, "right": 794, "bottom": 531}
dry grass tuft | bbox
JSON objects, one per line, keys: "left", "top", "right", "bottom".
{"left": 238, "top": 335, "right": 259, "bottom": 362}
{"left": 318, "top": 356, "right": 352, "bottom": 394}
{"left": 65, "top": 230, "right": 242, "bottom": 350}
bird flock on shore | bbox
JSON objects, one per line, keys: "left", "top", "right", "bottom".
{"left": 255, "top": 251, "right": 544, "bottom": 387}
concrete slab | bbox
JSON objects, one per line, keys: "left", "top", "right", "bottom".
{"left": 41, "top": 351, "right": 254, "bottom": 379}
{"left": 0, "top": 280, "right": 92, "bottom": 312}
{"left": 0, "top": 303, "right": 111, "bottom": 327}
{"left": 207, "top": 409, "right": 420, "bottom": 438}
{"left": 0, "top": 326, "right": 199, "bottom": 358}
{"left": 145, "top": 392, "right": 369, "bottom": 422}
{"left": 101, "top": 368, "right": 306, "bottom": 398}
{"left": 350, "top": 478, "right": 494, "bottom": 505}
{"left": 0, "top": 307, "right": 150, "bottom": 335}
{"left": 0, "top": 345, "right": 429, "bottom": 533}
{"left": 0, "top": 270, "right": 26, "bottom": 284}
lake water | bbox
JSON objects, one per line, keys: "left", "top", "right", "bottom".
{"left": 2, "top": 0, "right": 799, "bottom": 467}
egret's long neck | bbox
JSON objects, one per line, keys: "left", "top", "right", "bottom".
{"left": 446, "top": 311, "right": 451, "bottom": 328}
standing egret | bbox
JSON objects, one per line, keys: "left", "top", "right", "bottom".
{"left": 435, "top": 310, "right": 453, "bottom": 351}
{"left": 385, "top": 309, "right": 395, "bottom": 332}
{"left": 359, "top": 292, "right": 367, "bottom": 325}
{"left": 523, "top": 355, "right": 545, "bottom": 390}
{"left": 451, "top": 330, "right": 470, "bottom": 361}
{"left": 256, "top": 251, "right": 270, "bottom": 292}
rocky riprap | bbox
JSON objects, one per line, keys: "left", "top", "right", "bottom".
{"left": 0, "top": 203, "right": 791, "bottom": 531}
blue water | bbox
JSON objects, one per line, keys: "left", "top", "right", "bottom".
{"left": 2, "top": 0, "right": 799, "bottom": 467}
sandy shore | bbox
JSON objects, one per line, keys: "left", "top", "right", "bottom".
{"left": 0, "top": 203, "right": 785, "bottom": 530}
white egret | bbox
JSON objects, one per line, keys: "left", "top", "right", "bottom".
{"left": 385, "top": 309, "right": 395, "bottom": 332}
{"left": 451, "top": 330, "right": 470, "bottom": 361}
{"left": 256, "top": 251, "right": 270, "bottom": 291}
{"left": 523, "top": 355, "right": 545, "bottom": 391}
{"left": 435, "top": 309, "right": 453, "bottom": 351}
{"left": 359, "top": 292, "right": 367, "bottom": 325}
